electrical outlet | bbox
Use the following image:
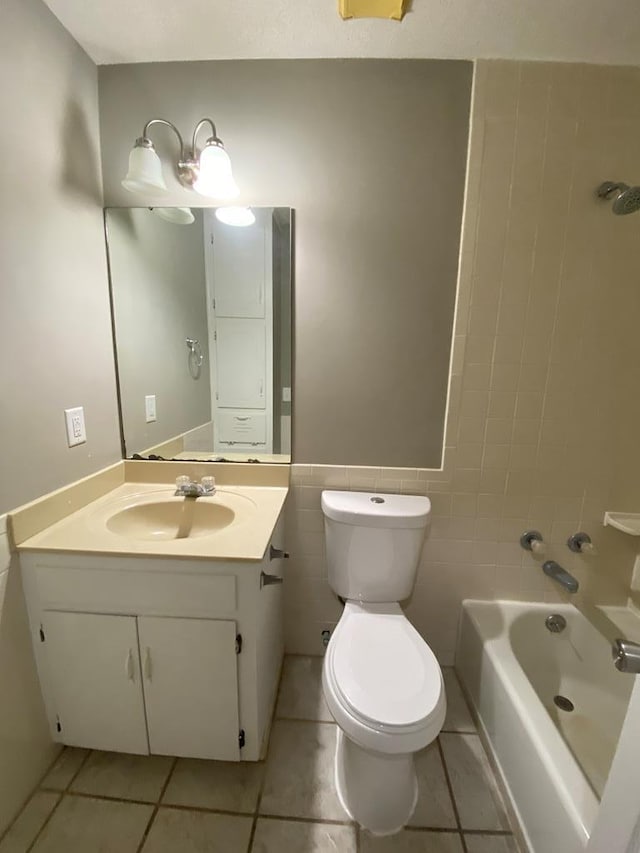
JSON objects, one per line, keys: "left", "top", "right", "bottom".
{"left": 145, "top": 395, "right": 157, "bottom": 423}
{"left": 64, "top": 407, "right": 86, "bottom": 447}
{"left": 282, "top": 387, "right": 291, "bottom": 403}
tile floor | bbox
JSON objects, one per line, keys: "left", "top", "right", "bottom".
{"left": 0, "top": 658, "right": 520, "bottom": 853}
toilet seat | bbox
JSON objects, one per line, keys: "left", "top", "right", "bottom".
{"left": 324, "top": 601, "right": 446, "bottom": 753}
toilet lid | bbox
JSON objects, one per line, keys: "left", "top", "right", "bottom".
{"left": 331, "top": 611, "right": 442, "bottom": 729}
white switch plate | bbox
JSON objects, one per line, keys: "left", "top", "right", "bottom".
{"left": 282, "top": 387, "right": 291, "bottom": 403}
{"left": 64, "top": 407, "right": 86, "bottom": 447}
{"left": 145, "top": 394, "right": 157, "bottom": 423}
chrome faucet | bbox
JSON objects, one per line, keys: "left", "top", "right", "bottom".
{"left": 542, "top": 560, "right": 579, "bottom": 593}
{"left": 174, "top": 475, "right": 216, "bottom": 498}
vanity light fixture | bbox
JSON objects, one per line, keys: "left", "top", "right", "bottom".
{"left": 215, "top": 207, "right": 256, "bottom": 227}
{"left": 150, "top": 207, "right": 195, "bottom": 225}
{"left": 122, "top": 118, "right": 239, "bottom": 200}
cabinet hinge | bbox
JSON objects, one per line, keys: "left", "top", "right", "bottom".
{"left": 55, "top": 715, "right": 62, "bottom": 733}
{"left": 235, "top": 634, "right": 243, "bottom": 654}
{"left": 39, "top": 625, "right": 45, "bottom": 643}
{"left": 212, "top": 298, "right": 216, "bottom": 309}
{"left": 238, "top": 729, "right": 245, "bottom": 749}
{"left": 214, "top": 330, "right": 217, "bottom": 341}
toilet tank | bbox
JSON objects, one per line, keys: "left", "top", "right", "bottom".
{"left": 321, "top": 491, "right": 431, "bottom": 602}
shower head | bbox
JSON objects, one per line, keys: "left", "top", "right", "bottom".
{"left": 596, "top": 181, "right": 640, "bottom": 215}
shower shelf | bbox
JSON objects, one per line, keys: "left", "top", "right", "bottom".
{"left": 604, "top": 512, "right": 640, "bottom": 536}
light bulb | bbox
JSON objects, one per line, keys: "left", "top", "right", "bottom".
{"left": 215, "top": 207, "right": 256, "bottom": 227}
{"left": 193, "top": 142, "right": 239, "bottom": 200}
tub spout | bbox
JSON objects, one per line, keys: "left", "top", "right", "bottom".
{"left": 542, "top": 560, "right": 579, "bottom": 593}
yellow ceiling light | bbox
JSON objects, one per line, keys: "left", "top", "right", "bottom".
{"left": 338, "top": 0, "right": 408, "bottom": 20}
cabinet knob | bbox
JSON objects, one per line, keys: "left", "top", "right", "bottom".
{"left": 261, "top": 571, "right": 284, "bottom": 588}
{"left": 144, "top": 647, "right": 153, "bottom": 682}
{"left": 269, "top": 545, "right": 289, "bottom": 561}
{"left": 125, "top": 648, "right": 135, "bottom": 682}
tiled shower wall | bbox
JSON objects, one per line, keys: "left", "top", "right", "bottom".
{"left": 285, "top": 59, "right": 640, "bottom": 664}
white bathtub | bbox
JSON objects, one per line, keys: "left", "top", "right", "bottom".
{"left": 456, "top": 600, "right": 633, "bottom": 853}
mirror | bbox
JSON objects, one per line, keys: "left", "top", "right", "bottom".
{"left": 105, "top": 206, "right": 292, "bottom": 463}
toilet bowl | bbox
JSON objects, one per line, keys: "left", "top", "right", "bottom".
{"left": 320, "top": 490, "right": 446, "bottom": 836}
{"left": 323, "top": 601, "right": 445, "bottom": 835}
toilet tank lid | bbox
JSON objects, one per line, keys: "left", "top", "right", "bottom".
{"left": 321, "top": 491, "right": 431, "bottom": 529}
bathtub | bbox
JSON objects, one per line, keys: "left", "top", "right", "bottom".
{"left": 456, "top": 600, "right": 633, "bottom": 853}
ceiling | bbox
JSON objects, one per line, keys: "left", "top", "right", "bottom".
{"left": 43, "top": 0, "right": 640, "bottom": 66}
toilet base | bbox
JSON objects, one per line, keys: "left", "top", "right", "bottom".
{"left": 334, "top": 728, "right": 418, "bottom": 836}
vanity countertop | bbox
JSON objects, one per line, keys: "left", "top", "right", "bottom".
{"left": 14, "top": 481, "right": 288, "bottom": 562}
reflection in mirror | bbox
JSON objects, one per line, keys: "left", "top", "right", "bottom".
{"left": 105, "top": 207, "right": 292, "bottom": 463}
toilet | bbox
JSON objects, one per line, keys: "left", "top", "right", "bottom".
{"left": 320, "top": 490, "right": 446, "bottom": 836}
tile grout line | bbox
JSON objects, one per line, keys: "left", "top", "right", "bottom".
{"left": 26, "top": 747, "right": 93, "bottom": 853}
{"left": 135, "top": 756, "right": 178, "bottom": 853}
{"left": 53, "top": 790, "right": 163, "bottom": 809}
{"left": 257, "top": 813, "right": 354, "bottom": 827}
{"left": 437, "top": 737, "right": 469, "bottom": 853}
{"left": 273, "top": 715, "right": 336, "bottom": 726}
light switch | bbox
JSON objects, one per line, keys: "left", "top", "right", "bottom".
{"left": 64, "top": 407, "right": 86, "bottom": 447}
{"left": 282, "top": 387, "right": 291, "bottom": 403}
{"left": 145, "top": 395, "right": 157, "bottom": 423}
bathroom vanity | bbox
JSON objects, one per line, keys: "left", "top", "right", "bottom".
{"left": 13, "top": 467, "right": 288, "bottom": 763}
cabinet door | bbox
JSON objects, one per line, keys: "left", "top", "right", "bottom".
{"left": 138, "top": 617, "right": 240, "bottom": 760}
{"left": 42, "top": 611, "right": 148, "bottom": 754}
{"left": 212, "top": 215, "right": 266, "bottom": 318}
{"left": 215, "top": 318, "right": 266, "bottom": 410}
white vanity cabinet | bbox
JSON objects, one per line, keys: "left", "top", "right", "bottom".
{"left": 42, "top": 612, "right": 240, "bottom": 760}
{"left": 19, "top": 528, "right": 285, "bottom": 762}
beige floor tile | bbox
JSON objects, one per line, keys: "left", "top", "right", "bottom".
{"left": 141, "top": 807, "right": 252, "bottom": 853}
{"left": 260, "top": 721, "right": 347, "bottom": 820}
{"left": 163, "top": 758, "right": 263, "bottom": 813}
{"left": 252, "top": 818, "right": 357, "bottom": 852}
{"left": 440, "top": 734, "right": 510, "bottom": 831}
{"left": 442, "top": 669, "right": 476, "bottom": 732}
{"left": 360, "top": 829, "right": 464, "bottom": 852}
{"left": 40, "top": 749, "right": 89, "bottom": 790}
{"left": 465, "top": 833, "right": 518, "bottom": 852}
{"left": 409, "top": 741, "right": 457, "bottom": 828}
{"left": 31, "top": 795, "right": 152, "bottom": 853}
{"left": 0, "top": 792, "right": 60, "bottom": 853}
{"left": 71, "top": 751, "right": 173, "bottom": 803}
{"left": 276, "top": 656, "right": 333, "bottom": 721}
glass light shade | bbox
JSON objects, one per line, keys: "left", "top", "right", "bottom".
{"left": 215, "top": 207, "right": 256, "bottom": 227}
{"left": 151, "top": 207, "right": 195, "bottom": 225}
{"left": 121, "top": 144, "right": 168, "bottom": 195}
{"left": 193, "top": 143, "right": 239, "bottom": 199}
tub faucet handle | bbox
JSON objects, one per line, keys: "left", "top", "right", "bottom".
{"left": 520, "top": 530, "right": 545, "bottom": 555}
{"left": 567, "top": 532, "right": 596, "bottom": 555}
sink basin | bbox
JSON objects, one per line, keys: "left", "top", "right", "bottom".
{"left": 88, "top": 488, "right": 258, "bottom": 543}
{"left": 106, "top": 499, "right": 236, "bottom": 541}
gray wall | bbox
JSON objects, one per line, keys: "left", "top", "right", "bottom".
{"left": 106, "top": 208, "right": 211, "bottom": 454}
{"left": 0, "top": 0, "right": 118, "bottom": 832}
{"left": 98, "top": 60, "right": 472, "bottom": 467}
{"left": 0, "top": 0, "right": 121, "bottom": 516}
